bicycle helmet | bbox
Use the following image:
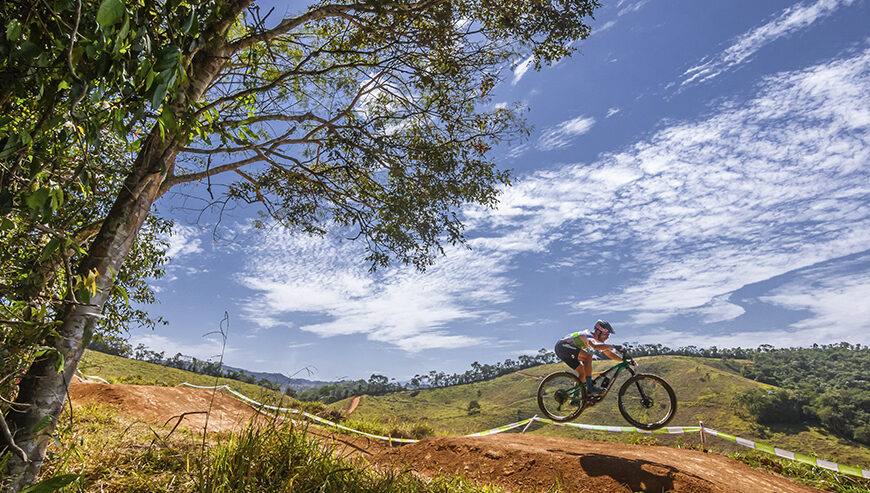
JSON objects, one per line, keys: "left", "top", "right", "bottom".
{"left": 594, "top": 320, "right": 614, "bottom": 334}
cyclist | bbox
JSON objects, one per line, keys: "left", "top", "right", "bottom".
{"left": 554, "top": 320, "right": 622, "bottom": 395}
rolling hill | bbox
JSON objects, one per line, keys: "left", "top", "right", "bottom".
{"left": 332, "top": 355, "right": 870, "bottom": 468}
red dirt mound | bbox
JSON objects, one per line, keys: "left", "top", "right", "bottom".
{"left": 373, "top": 434, "right": 820, "bottom": 492}
{"left": 69, "top": 381, "right": 820, "bottom": 492}
{"left": 69, "top": 381, "right": 265, "bottom": 432}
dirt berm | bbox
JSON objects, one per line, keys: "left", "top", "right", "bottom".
{"left": 69, "top": 380, "right": 819, "bottom": 492}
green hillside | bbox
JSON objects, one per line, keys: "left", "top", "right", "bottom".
{"left": 334, "top": 356, "right": 870, "bottom": 468}
{"left": 78, "top": 350, "right": 306, "bottom": 411}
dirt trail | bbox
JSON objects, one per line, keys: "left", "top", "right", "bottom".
{"left": 68, "top": 381, "right": 819, "bottom": 492}
{"left": 346, "top": 395, "right": 363, "bottom": 415}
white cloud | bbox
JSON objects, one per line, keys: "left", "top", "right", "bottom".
{"left": 506, "top": 143, "right": 530, "bottom": 159}
{"left": 536, "top": 115, "right": 596, "bottom": 150}
{"left": 618, "top": 0, "right": 650, "bottom": 16}
{"left": 237, "top": 230, "right": 515, "bottom": 351}
{"left": 596, "top": 21, "right": 617, "bottom": 35}
{"left": 759, "top": 266, "right": 870, "bottom": 345}
{"left": 512, "top": 56, "right": 534, "bottom": 85}
{"left": 680, "top": 0, "right": 856, "bottom": 87}
{"left": 479, "top": 49, "right": 870, "bottom": 329}
{"left": 164, "top": 224, "right": 203, "bottom": 259}
{"left": 234, "top": 48, "right": 870, "bottom": 353}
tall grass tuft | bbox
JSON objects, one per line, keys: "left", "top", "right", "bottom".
{"left": 192, "top": 419, "right": 499, "bottom": 492}
{"left": 43, "top": 403, "right": 505, "bottom": 492}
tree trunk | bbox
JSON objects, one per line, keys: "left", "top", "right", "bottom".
{"left": 3, "top": 130, "right": 182, "bottom": 491}
{"left": 2, "top": 2, "right": 252, "bottom": 488}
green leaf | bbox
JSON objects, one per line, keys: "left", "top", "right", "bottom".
{"left": 181, "top": 9, "right": 195, "bottom": 34}
{"left": 31, "top": 415, "right": 52, "bottom": 435}
{"left": 154, "top": 44, "right": 180, "bottom": 72}
{"left": 6, "top": 19, "right": 22, "bottom": 41}
{"left": 65, "top": 237, "right": 87, "bottom": 255}
{"left": 97, "top": 0, "right": 125, "bottom": 27}
{"left": 25, "top": 188, "right": 49, "bottom": 212}
{"left": 151, "top": 80, "right": 168, "bottom": 109}
{"left": 54, "top": 351, "right": 64, "bottom": 373}
{"left": 38, "top": 237, "right": 62, "bottom": 263}
{"left": 159, "top": 108, "right": 177, "bottom": 133}
{"left": 115, "top": 284, "right": 130, "bottom": 306}
{"left": 114, "top": 17, "right": 131, "bottom": 53}
{"left": 20, "top": 474, "right": 80, "bottom": 493}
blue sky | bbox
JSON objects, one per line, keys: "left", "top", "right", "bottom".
{"left": 132, "top": 0, "right": 870, "bottom": 381}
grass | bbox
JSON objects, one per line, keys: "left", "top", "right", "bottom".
{"left": 78, "top": 350, "right": 334, "bottom": 415}
{"left": 40, "top": 402, "right": 509, "bottom": 492}
{"left": 335, "top": 356, "right": 870, "bottom": 467}
{"left": 729, "top": 451, "right": 870, "bottom": 493}
{"left": 61, "top": 352, "right": 869, "bottom": 491}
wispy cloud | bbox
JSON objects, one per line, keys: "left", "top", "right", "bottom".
{"left": 512, "top": 56, "right": 534, "bottom": 85}
{"left": 478, "top": 48, "right": 870, "bottom": 333}
{"left": 595, "top": 20, "right": 617, "bottom": 35}
{"left": 536, "top": 115, "right": 596, "bottom": 150}
{"left": 759, "top": 258, "right": 870, "bottom": 344}
{"left": 237, "top": 231, "right": 515, "bottom": 351}
{"left": 237, "top": 48, "right": 870, "bottom": 352}
{"left": 164, "top": 224, "right": 203, "bottom": 259}
{"left": 680, "top": 0, "right": 856, "bottom": 87}
{"left": 618, "top": 0, "right": 650, "bottom": 16}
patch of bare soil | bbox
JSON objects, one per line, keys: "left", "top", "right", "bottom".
{"left": 346, "top": 395, "right": 364, "bottom": 416}
{"left": 69, "top": 380, "right": 265, "bottom": 433}
{"left": 69, "top": 381, "right": 819, "bottom": 492}
{"left": 372, "top": 434, "right": 821, "bottom": 492}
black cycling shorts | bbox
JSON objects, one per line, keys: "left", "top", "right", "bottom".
{"left": 554, "top": 340, "right": 581, "bottom": 370}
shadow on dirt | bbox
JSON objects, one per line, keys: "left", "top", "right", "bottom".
{"left": 578, "top": 453, "right": 713, "bottom": 492}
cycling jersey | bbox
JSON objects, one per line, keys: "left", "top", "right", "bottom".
{"left": 559, "top": 329, "right": 595, "bottom": 350}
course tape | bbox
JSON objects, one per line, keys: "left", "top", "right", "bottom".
{"left": 177, "top": 383, "right": 869, "bottom": 478}
{"left": 701, "top": 427, "right": 870, "bottom": 479}
{"left": 532, "top": 418, "right": 869, "bottom": 479}
{"left": 179, "top": 383, "right": 530, "bottom": 444}
{"left": 534, "top": 417, "right": 700, "bottom": 435}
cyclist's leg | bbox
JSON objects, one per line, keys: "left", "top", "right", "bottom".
{"left": 578, "top": 350, "right": 604, "bottom": 394}
{"left": 554, "top": 340, "right": 581, "bottom": 374}
{"left": 577, "top": 350, "right": 592, "bottom": 379}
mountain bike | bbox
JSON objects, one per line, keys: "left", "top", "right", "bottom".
{"left": 536, "top": 348, "right": 676, "bottom": 430}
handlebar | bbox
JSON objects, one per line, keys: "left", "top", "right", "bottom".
{"left": 617, "top": 346, "right": 637, "bottom": 367}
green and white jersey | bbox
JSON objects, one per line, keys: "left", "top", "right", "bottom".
{"left": 560, "top": 329, "right": 595, "bottom": 349}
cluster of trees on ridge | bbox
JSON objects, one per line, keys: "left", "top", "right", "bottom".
{"left": 87, "top": 337, "right": 285, "bottom": 392}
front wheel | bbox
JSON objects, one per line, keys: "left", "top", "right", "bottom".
{"left": 617, "top": 374, "right": 676, "bottom": 430}
{"left": 537, "top": 372, "right": 586, "bottom": 422}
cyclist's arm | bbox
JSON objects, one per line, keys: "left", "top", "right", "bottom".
{"left": 602, "top": 348, "right": 622, "bottom": 362}
{"left": 586, "top": 340, "right": 621, "bottom": 360}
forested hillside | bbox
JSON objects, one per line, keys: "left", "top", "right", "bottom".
{"left": 737, "top": 343, "right": 870, "bottom": 445}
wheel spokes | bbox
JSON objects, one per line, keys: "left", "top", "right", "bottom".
{"left": 621, "top": 377, "right": 673, "bottom": 426}
{"left": 540, "top": 375, "right": 583, "bottom": 420}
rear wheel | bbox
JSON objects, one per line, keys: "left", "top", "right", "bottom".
{"left": 536, "top": 371, "right": 586, "bottom": 422}
{"left": 617, "top": 374, "right": 676, "bottom": 430}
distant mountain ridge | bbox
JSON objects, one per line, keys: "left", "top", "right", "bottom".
{"left": 220, "top": 365, "right": 339, "bottom": 391}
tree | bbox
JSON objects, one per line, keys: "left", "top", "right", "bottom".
{"left": 2, "top": 0, "right": 601, "bottom": 488}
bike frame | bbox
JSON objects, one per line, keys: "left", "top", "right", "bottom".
{"left": 567, "top": 358, "right": 638, "bottom": 403}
